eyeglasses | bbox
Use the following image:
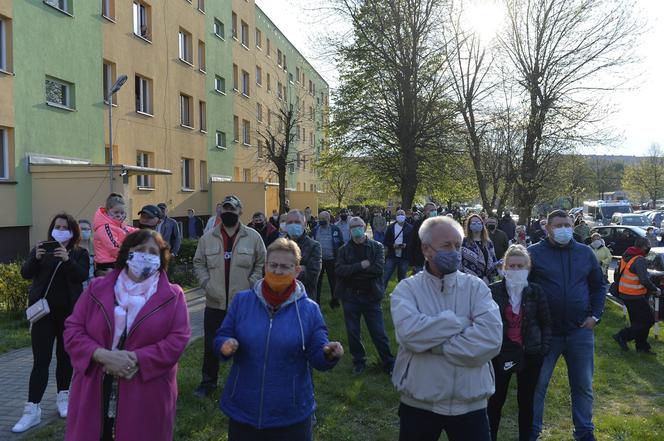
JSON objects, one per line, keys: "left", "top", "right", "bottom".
{"left": 266, "top": 262, "right": 296, "bottom": 271}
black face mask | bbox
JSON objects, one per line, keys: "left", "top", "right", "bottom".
{"left": 340, "top": 214, "right": 348, "bottom": 221}
{"left": 254, "top": 222, "right": 265, "bottom": 231}
{"left": 139, "top": 223, "right": 156, "bottom": 230}
{"left": 487, "top": 224, "right": 496, "bottom": 231}
{"left": 221, "top": 212, "right": 239, "bottom": 228}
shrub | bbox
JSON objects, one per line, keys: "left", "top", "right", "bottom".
{"left": 0, "top": 262, "right": 30, "bottom": 313}
{"left": 176, "top": 239, "right": 198, "bottom": 265}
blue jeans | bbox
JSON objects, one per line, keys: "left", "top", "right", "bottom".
{"left": 531, "top": 328, "right": 595, "bottom": 441}
{"left": 341, "top": 298, "right": 395, "bottom": 369}
{"left": 383, "top": 257, "right": 409, "bottom": 289}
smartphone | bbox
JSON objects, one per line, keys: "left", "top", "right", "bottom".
{"left": 40, "top": 241, "right": 60, "bottom": 254}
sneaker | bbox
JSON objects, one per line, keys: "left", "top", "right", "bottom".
{"left": 193, "top": 383, "right": 217, "bottom": 399}
{"left": 612, "top": 333, "right": 629, "bottom": 351}
{"left": 352, "top": 365, "right": 366, "bottom": 376}
{"left": 56, "top": 390, "right": 69, "bottom": 418}
{"left": 11, "top": 402, "right": 41, "bottom": 433}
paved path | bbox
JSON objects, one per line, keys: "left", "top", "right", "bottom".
{"left": 0, "top": 289, "right": 205, "bottom": 440}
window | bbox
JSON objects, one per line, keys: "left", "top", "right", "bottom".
{"left": 179, "top": 29, "right": 193, "bottom": 64}
{"left": 296, "top": 124, "right": 300, "bottom": 140}
{"left": 277, "top": 49, "right": 282, "bottom": 67}
{"left": 45, "top": 77, "right": 73, "bottom": 109}
{"left": 214, "top": 75, "right": 225, "bottom": 94}
{"left": 310, "top": 133, "right": 314, "bottom": 147}
{"left": 289, "top": 72, "right": 293, "bottom": 84}
{"left": 267, "top": 38, "right": 271, "bottom": 56}
{"left": 267, "top": 110, "right": 271, "bottom": 127}
{"left": 136, "top": 151, "right": 152, "bottom": 188}
{"left": 283, "top": 55, "right": 287, "bottom": 70}
{"left": 102, "top": 61, "right": 117, "bottom": 103}
{"left": 309, "top": 106, "right": 314, "bottom": 120}
{"left": 180, "top": 93, "right": 193, "bottom": 127}
{"left": 243, "top": 168, "right": 251, "bottom": 182}
{"left": 232, "top": 64, "right": 238, "bottom": 91}
{"left": 309, "top": 79, "right": 313, "bottom": 95}
{"left": 233, "top": 116, "right": 239, "bottom": 142}
{"left": 242, "top": 119, "right": 250, "bottom": 145}
{"left": 102, "top": 0, "right": 115, "bottom": 20}
{"left": 0, "top": 127, "right": 9, "bottom": 180}
{"left": 44, "top": 0, "right": 70, "bottom": 14}
{"left": 241, "top": 70, "right": 250, "bottom": 96}
{"left": 132, "top": 1, "right": 151, "bottom": 40}
{"left": 200, "top": 160, "right": 208, "bottom": 190}
{"left": 199, "top": 100, "right": 206, "bottom": 132}
{"left": 240, "top": 21, "right": 249, "bottom": 47}
{"left": 213, "top": 18, "right": 224, "bottom": 39}
{"left": 277, "top": 82, "right": 283, "bottom": 100}
{"left": 231, "top": 12, "right": 237, "bottom": 39}
{"left": 255, "top": 66, "right": 262, "bottom": 86}
{"left": 296, "top": 67, "right": 300, "bottom": 84}
{"left": 288, "top": 162, "right": 295, "bottom": 174}
{"left": 0, "top": 17, "right": 10, "bottom": 72}
{"left": 257, "top": 140, "right": 263, "bottom": 158}
{"left": 296, "top": 152, "right": 301, "bottom": 168}
{"left": 197, "top": 0, "right": 205, "bottom": 13}
{"left": 266, "top": 73, "right": 271, "bottom": 92}
{"left": 256, "top": 103, "right": 263, "bottom": 122}
{"left": 181, "top": 158, "right": 193, "bottom": 190}
{"left": 135, "top": 74, "right": 153, "bottom": 115}
{"left": 198, "top": 40, "right": 206, "bottom": 71}
{"left": 255, "top": 28, "right": 262, "bottom": 48}
{"left": 216, "top": 131, "right": 227, "bottom": 148}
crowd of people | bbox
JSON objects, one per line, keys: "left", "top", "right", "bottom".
{"left": 11, "top": 193, "right": 661, "bottom": 441}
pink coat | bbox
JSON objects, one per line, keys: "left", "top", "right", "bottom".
{"left": 93, "top": 207, "right": 138, "bottom": 264}
{"left": 64, "top": 270, "right": 191, "bottom": 441}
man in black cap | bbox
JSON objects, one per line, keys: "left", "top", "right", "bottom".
{"left": 137, "top": 205, "right": 162, "bottom": 230}
{"left": 157, "top": 202, "right": 181, "bottom": 256}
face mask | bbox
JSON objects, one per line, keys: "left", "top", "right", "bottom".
{"left": 264, "top": 272, "right": 295, "bottom": 292}
{"left": 319, "top": 220, "right": 328, "bottom": 226}
{"left": 396, "top": 215, "right": 406, "bottom": 223}
{"left": 220, "top": 212, "right": 239, "bottom": 227}
{"left": 504, "top": 269, "right": 529, "bottom": 286}
{"left": 432, "top": 249, "right": 461, "bottom": 275}
{"left": 351, "top": 227, "right": 364, "bottom": 239}
{"left": 429, "top": 211, "right": 438, "bottom": 218}
{"left": 487, "top": 224, "right": 496, "bottom": 231}
{"left": 340, "top": 214, "right": 348, "bottom": 221}
{"left": 280, "top": 222, "right": 287, "bottom": 231}
{"left": 591, "top": 240, "right": 602, "bottom": 249}
{"left": 126, "top": 251, "right": 161, "bottom": 280}
{"left": 272, "top": 214, "right": 279, "bottom": 220}
{"left": 52, "top": 229, "right": 73, "bottom": 243}
{"left": 254, "top": 222, "right": 265, "bottom": 231}
{"left": 111, "top": 212, "right": 126, "bottom": 221}
{"left": 81, "top": 230, "right": 91, "bottom": 241}
{"left": 552, "top": 227, "right": 573, "bottom": 245}
{"left": 286, "top": 223, "right": 304, "bottom": 238}
{"left": 470, "top": 222, "right": 484, "bottom": 233}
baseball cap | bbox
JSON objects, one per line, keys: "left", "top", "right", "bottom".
{"left": 138, "top": 204, "right": 163, "bottom": 219}
{"left": 157, "top": 202, "right": 167, "bottom": 210}
{"left": 221, "top": 195, "right": 242, "bottom": 209}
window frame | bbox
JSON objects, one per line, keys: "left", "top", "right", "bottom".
{"left": 213, "top": 18, "right": 224, "bottom": 39}
{"left": 200, "top": 160, "right": 208, "bottom": 190}
{"left": 240, "top": 20, "right": 249, "bottom": 48}
{"left": 43, "top": 0, "right": 71, "bottom": 15}
{"left": 199, "top": 100, "right": 207, "bottom": 132}
{"left": 181, "top": 157, "right": 194, "bottom": 190}
{"left": 231, "top": 12, "right": 238, "bottom": 40}
{"left": 45, "top": 77, "right": 74, "bottom": 110}
{"left": 180, "top": 93, "right": 193, "bottom": 128}
{"left": 0, "top": 127, "right": 8, "bottom": 180}
{"left": 242, "top": 119, "right": 251, "bottom": 146}
{"left": 216, "top": 131, "right": 227, "bottom": 149}
{"left": 132, "top": 1, "right": 151, "bottom": 42}
{"left": 255, "top": 65, "right": 262, "bottom": 86}
{"left": 135, "top": 74, "right": 153, "bottom": 115}
{"left": 102, "top": 61, "right": 117, "bottom": 104}
{"left": 241, "top": 70, "right": 250, "bottom": 96}
{"left": 214, "top": 75, "right": 226, "bottom": 94}
{"left": 255, "top": 28, "right": 262, "bottom": 49}
{"left": 136, "top": 151, "right": 153, "bottom": 188}
{"left": 102, "top": 0, "right": 116, "bottom": 20}
{"left": 178, "top": 29, "right": 193, "bottom": 65}
{"left": 198, "top": 40, "right": 206, "bottom": 72}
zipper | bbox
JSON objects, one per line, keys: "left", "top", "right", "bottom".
{"left": 127, "top": 296, "right": 176, "bottom": 339}
{"left": 258, "top": 311, "right": 275, "bottom": 429}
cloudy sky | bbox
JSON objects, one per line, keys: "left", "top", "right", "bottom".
{"left": 256, "top": 0, "right": 664, "bottom": 157}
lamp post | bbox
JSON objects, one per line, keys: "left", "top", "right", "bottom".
{"left": 106, "top": 74, "right": 128, "bottom": 193}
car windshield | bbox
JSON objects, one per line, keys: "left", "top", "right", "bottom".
{"left": 621, "top": 216, "right": 649, "bottom": 226}
{"left": 601, "top": 205, "right": 631, "bottom": 218}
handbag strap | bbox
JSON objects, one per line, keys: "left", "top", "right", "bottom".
{"left": 42, "top": 261, "right": 63, "bottom": 300}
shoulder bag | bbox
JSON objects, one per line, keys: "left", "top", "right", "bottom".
{"left": 26, "top": 261, "right": 63, "bottom": 325}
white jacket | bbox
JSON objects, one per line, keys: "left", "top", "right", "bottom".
{"left": 390, "top": 268, "right": 502, "bottom": 416}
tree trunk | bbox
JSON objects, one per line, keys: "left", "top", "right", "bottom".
{"left": 278, "top": 166, "right": 287, "bottom": 214}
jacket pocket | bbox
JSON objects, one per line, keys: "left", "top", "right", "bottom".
{"left": 455, "top": 362, "right": 495, "bottom": 402}
{"left": 204, "top": 243, "right": 222, "bottom": 269}
{"left": 395, "top": 352, "right": 454, "bottom": 403}
{"left": 235, "top": 248, "right": 254, "bottom": 269}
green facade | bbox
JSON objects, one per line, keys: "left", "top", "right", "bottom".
{"left": 12, "top": 0, "right": 104, "bottom": 225}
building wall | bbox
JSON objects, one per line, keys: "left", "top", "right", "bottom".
{"left": 0, "top": 0, "right": 16, "bottom": 228}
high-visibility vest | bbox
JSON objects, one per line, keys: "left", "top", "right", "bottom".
{"left": 618, "top": 256, "right": 648, "bottom": 296}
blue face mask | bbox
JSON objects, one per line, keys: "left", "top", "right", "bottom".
{"left": 470, "top": 222, "right": 484, "bottom": 233}
{"left": 81, "top": 230, "right": 91, "bottom": 241}
{"left": 432, "top": 249, "right": 461, "bottom": 275}
{"left": 351, "top": 227, "right": 365, "bottom": 239}
{"left": 552, "top": 227, "right": 573, "bottom": 245}
{"left": 286, "top": 223, "right": 304, "bottom": 238}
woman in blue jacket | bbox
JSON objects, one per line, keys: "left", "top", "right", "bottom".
{"left": 214, "top": 238, "right": 344, "bottom": 441}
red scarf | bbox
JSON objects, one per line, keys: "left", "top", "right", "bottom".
{"left": 262, "top": 280, "right": 297, "bottom": 308}
{"left": 625, "top": 246, "right": 645, "bottom": 257}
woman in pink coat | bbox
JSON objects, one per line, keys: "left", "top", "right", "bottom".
{"left": 64, "top": 229, "right": 191, "bottom": 441}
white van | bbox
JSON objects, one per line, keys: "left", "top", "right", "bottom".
{"left": 583, "top": 200, "right": 632, "bottom": 227}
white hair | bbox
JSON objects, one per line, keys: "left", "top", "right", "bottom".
{"left": 419, "top": 216, "right": 463, "bottom": 245}
{"left": 286, "top": 209, "right": 306, "bottom": 224}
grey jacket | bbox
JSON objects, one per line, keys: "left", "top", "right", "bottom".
{"left": 159, "top": 217, "right": 181, "bottom": 255}
{"left": 391, "top": 268, "right": 502, "bottom": 416}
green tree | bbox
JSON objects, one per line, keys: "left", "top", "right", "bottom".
{"left": 623, "top": 144, "right": 664, "bottom": 207}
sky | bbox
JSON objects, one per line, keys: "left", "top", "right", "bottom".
{"left": 256, "top": 0, "right": 664, "bottom": 157}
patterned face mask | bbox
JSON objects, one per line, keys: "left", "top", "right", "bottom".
{"left": 126, "top": 251, "right": 161, "bottom": 280}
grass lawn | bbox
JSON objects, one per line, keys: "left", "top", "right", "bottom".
{"left": 30, "top": 278, "right": 664, "bottom": 441}
{"left": 0, "top": 311, "right": 30, "bottom": 355}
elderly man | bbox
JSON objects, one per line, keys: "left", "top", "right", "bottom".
{"left": 157, "top": 202, "right": 181, "bottom": 255}
{"left": 391, "top": 216, "right": 502, "bottom": 441}
{"left": 528, "top": 210, "right": 606, "bottom": 441}
{"left": 285, "top": 209, "right": 322, "bottom": 299}
{"left": 193, "top": 195, "right": 266, "bottom": 398}
{"left": 383, "top": 209, "right": 414, "bottom": 289}
{"left": 250, "top": 211, "right": 280, "bottom": 248}
{"left": 137, "top": 204, "right": 162, "bottom": 230}
{"left": 336, "top": 217, "right": 394, "bottom": 375}
{"left": 312, "top": 210, "right": 344, "bottom": 307}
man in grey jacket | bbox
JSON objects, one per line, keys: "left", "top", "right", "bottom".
{"left": 391, "top": 216, "right": 502, "bottom": 441}
{"left": 157, "top": 203, "right": 181, "bottom": 256}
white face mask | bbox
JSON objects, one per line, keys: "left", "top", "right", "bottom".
{"left": 280, "top": 222, "right": 287, "bottom": 231}
{"left": 396, "top": 215, "right": 406, "bottom": 223}
{"left": 52, "top": 229, "right": 73, "bottom": 243}
{"left": 504, "top": 269, "right": 529, "bottom": 286}
{"left": 126, "top": 251, "right": 161, "bottom": 280}
{"left": 591, "top": 240, "right": 602, "bottom": 249}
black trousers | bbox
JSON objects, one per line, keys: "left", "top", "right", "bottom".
{"left": 398, "top": 403, "right": 491, "bottom": 441}
{"left": 487, "top": 354, "right": 543, "bottom": 441}
{"left": 619, "top": 297, "right": 655, "bottom": 351}
{"left": 315, "top": 259, "right": 336, "bottom": 304}
{"left": 200, "top": 307, "right": 227, "bottom": 386}
{"left": 228, "top": 417, "right": 312, "bottom": 441}
{"left": 28, "top": 305, "right": 72, "bottom": 403}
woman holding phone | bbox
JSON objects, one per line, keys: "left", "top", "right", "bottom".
{"left": 12, "top": 213, "right": 89, "bottom": 434}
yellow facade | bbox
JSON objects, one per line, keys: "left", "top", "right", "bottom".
{"left": 0, "top": 0, "right": 15, "bottom": 227}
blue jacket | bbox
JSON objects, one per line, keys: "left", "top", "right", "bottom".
{"left": 312, "top": 224, "right": 344, "bottom": 258}
{"left": 214, "top": 280, "right": 338, "bottom": 429}
{"left": 528, "top": 238, "right": 606, "bottom": 335}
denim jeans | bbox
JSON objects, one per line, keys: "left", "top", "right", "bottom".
{"left": 398, "top": 403, "right": 491, "bottom": 441}
{"left": 383, "top": 257, "right": 409, "bottom": 289}
{"left": 341, "top": 298, "right": 395, "bottom": 369}
{"left": 531, "top": 328, "right": 595, "bottom": 441}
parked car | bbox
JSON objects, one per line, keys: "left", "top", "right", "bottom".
{"left": 591, "top": 225, "right": 648, "bottom": 257}
{"left": 647, "top": 211, "right": 664, "bottom": 228}
{"left": 610, "top": 213, "right": 652, "bottom": 230}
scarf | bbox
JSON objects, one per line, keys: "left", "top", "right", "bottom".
{"left": 506, "top": 283, "right": 526, "bottom": 314}
{"left": 625, "top": 246, "right": 645, "bottom": 257}
{"left": 113, "top": 269, "right": 160, "bottom": 349}
{"left": 261, "top": 280, "right": 297, "bottom": 308}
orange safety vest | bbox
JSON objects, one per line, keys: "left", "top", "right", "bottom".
{"left": 618, "top": 256, "right": 648, "bottom": 296}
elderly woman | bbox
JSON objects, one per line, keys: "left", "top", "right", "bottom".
{"left": 215, "top": 238, "right": 344, "bottom": 441}
{"left": 487, "top": 245, "right": 552, "bottom": 441}
{"left": 461, "top": 214, "right": 499, "bottom": 284}
{"left": 590, "top": 232, "right": 612, "bottom": 281}
{"left": 64, "top": 230, "right": 191, "bottom": 441}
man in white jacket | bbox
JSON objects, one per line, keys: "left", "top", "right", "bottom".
{"left": 391, "top": 216, "right": 502, "bottom": 441}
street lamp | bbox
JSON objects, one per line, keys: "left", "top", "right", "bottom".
{"left": 106, "top": 74, "right": 128, "bottom": 192}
